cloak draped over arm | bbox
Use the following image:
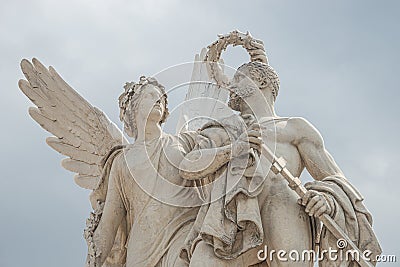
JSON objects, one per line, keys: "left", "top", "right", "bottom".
{"left": 305, "top": 175, "right": 382, "bottom": 266}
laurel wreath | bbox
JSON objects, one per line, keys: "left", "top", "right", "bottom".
{"left": 205, "top": 30, "right": 268, "bottom": 86}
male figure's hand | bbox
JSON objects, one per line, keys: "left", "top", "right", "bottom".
{"left": 298, "top": 190, "right": 332, "bottom": 218}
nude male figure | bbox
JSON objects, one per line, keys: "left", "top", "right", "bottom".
{"left": 180, "top": 61, "right": 342, "bottom": 266}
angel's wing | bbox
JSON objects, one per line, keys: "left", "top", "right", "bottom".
{"left": 175, "top": 48, "right": 231, "bottom": 133}
{"left": 19, "top": 58, "right": 127, "bottom": 190}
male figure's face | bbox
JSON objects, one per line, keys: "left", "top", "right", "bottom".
{"left": 231, "top": 67, "right": 259, "bottom": 96}
{"left": 228, "top": 66, "right": 259, "bottom": 111}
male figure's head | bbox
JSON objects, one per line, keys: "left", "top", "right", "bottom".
{"left": 228, "top": 61, "right": 280, "bottom": 112}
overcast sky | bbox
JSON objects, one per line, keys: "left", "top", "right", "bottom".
{"left": 0, "top": 0, "right": 399, "bottom": 266}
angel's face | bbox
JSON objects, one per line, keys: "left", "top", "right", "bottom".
{"left": 136, "top": 84, "right": 166, "bottom": 124}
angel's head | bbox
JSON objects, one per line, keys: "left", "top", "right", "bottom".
{"left": 228, "top": 62, "right": 280, "bottom": 111}
{"left": 119, "top": 76, "right": 169, "bottom": 138}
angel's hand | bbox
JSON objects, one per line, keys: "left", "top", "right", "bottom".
{"left": 232, "top": 123, "right": 262, "bottom": 157}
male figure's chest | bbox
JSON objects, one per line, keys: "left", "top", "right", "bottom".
{"left": 261, "top": 121, "right": 304, "bottom": 177}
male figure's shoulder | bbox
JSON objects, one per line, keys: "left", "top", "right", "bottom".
{"left": 286, "top": 117, "right": 324, "bottom": 147}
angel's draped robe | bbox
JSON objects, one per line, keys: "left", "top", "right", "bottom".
{"left": 91, "top": 132, "right": 202, "bottom": 267}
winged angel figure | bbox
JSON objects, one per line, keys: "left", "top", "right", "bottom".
{"left": 18, "top": 46, "right": 240, "bottom": 266}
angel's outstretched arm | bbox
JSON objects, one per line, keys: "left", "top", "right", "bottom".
{"left": 180, "top": 125, "right": 240, "bottom": 180}
{"left": 93, "top": 156, "right": 126, "bottom": 265}
{"left": 180, "top": 120, "right": 263, "bottom": 180}
{"left": 180, "top": 144, "right": 232, "bottom": 180}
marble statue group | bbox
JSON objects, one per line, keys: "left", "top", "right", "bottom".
{"left": 19, "top": 31, "right": 381, "bottom": 266}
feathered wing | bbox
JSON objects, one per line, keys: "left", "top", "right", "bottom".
{"left": 175, "top": 49, "right": 235, "bottom": 201}
{"left": 19, "top": 58, "right": 127, "bottom": 190}
{"left": 176, "top": 48, "right": 231, "bottom": 133}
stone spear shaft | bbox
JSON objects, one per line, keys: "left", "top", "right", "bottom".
{"left": 261, "top": 143, "right": 374, "bottom": 267}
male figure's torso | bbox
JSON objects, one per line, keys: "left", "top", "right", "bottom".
{"left": 257, "top": 117, "right": 307, "bottom": 197}
{"left": 255, "top": 116, "right": 315, "bottom": 266}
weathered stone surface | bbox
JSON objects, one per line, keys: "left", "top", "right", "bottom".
{"left": 19, "top": 31, "right": 381, "bottom": 267}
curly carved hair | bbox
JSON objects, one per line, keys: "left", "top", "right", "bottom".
{"left": 118, "top": 76, "right": 169, "bottom": 138}
{"left": 237, "top": 61, "right": 280, "bottom": 100}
